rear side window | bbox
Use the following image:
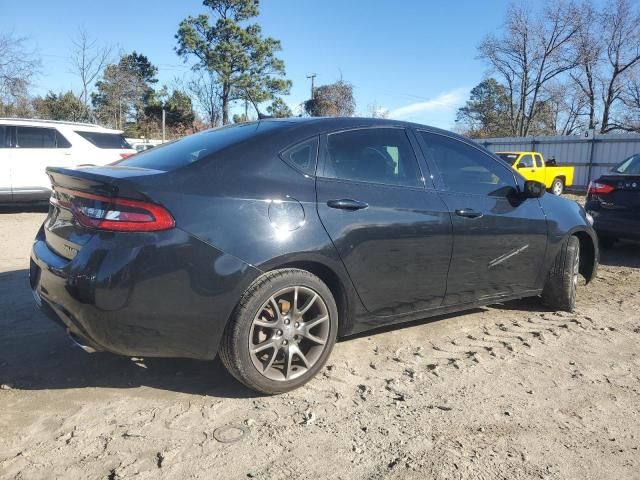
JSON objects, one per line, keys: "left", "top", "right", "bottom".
{"left": 323, "top": 128, "right": 423, "bottom": 187}
{"left": 614, "top": 154, "right": 640, "bottom": 174}
{"left": 534, "top": 154, "right": 543, "bottom": 167}
{"left": 75, "top": 131, "right": 131, "bottom": 149}
{"left": 419, "top": 131, "right": 515, "bottom": 195}
{"left": 16, "top": 126, "right": 71, "bottom": 148}
{"left": 280, "top": 137, "right": 318, "bottom": 176}
{"left": 116, "top": 122, "right": 283, "bottom": 171}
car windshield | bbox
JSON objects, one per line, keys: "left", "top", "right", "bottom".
{"left": 496, "top": 153, "right": 519, "bottom": 165}
{"left": 613, "top": 154, "right": 640, "bottom": 174}
{"left": 114, "top": 121, "right": 283, "bottom": 171}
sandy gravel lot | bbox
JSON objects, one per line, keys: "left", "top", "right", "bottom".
{"left": 1, "top": 207, "right": 639, "bottom": 480}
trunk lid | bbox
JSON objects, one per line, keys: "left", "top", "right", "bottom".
{"left": 44, "top": 166, "right": 166, "bottom": 260}
{"left": 595, "top": 175, "right": 640, "bottom": 210}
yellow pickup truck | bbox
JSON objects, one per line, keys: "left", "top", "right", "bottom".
{"left": 496, "top": 151, "right": 574, "bottom": 195}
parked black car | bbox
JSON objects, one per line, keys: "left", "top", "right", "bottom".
{"left": 585, "top": 153, "right": 640, "bottom": 248}
{"left": 30, "top": 118, "right": 598, "bottom": 393}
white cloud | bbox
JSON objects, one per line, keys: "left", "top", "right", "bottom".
{"left": 388, "top": 88, "right": 469, "bottom": 124}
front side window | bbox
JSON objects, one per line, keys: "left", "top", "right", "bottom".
{"left": 419, "top": 131, "right": 515, "bottom": 195}
{"left": 16, "top": 127, "right": 56, "bottom": 148}
{"left": 518, "top": 154, "right": 534, "bottom": 168}
{"left": 324, "top": 128, "right": 423, "bottom": 187}
{"left": 281, "top": 137, "right": 318, "bottom": 176}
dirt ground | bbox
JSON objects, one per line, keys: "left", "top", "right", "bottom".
{"left": 1, "top": 206, "right": 639, "bottom": 480}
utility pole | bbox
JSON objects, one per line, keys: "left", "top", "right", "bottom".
{"left": 162, "top": 108, "right": 166, "bottom": 142}
{"left": 306, "top": 73, "right": 317, "bottom": 99}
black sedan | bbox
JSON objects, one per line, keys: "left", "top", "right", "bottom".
{"left": 586, "top": 153, "right": 640, "bottom": 247}
{"left": 30, "top": 118, "right": 598, "bottom": 394}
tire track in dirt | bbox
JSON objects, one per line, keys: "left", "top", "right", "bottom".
{"left": 416, "top": 309, "right": 597, "bottom": 379}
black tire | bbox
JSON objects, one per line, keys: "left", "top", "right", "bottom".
{"left": 541, "top": 235, "right": 580, "bottom": 312}
{"left": 551, "top": 177, "right": 564, "bottom": 196}
{"left": 219, "top": 268, "right": 338, "bottom": 394}
{"left": 597, "top": 234, "right": 617, "bottom": 249}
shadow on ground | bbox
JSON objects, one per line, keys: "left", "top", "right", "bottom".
{"left": 0, "top": 204, "right": 49, "bottom": 214}
{"left": 1, "top": 241, "right": 637, "bottom": 397}
{"left": 599, "top": 240, "right": 640, "bottom": 268}
{"left": 0, "top": 268, "right": 255, "bottom": 399}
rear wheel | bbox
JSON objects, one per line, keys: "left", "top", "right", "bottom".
{"left": 551, "top": 177, "right": 564, "bottom": 196}
{"left": 541, "top": 235, "right": 580, "bottom": 312}
{"left": 219, "top": 269, "right": 338, "bottom": 394}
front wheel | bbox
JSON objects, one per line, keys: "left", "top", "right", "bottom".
{"left": 551, "top": 178, "right": 564, "bottom": 196}
{"left": 219, "top": 269, "right": 338, "bottom": 394}
{"left": 541, "top": 235, "right": 580, "bottom": 312}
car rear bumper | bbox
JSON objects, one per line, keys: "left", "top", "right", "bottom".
{"left": 30, "top": 225, "right": 261, "bottom": 360}
{"left": 586, "top": 204, "right": 640, "bottom": 240}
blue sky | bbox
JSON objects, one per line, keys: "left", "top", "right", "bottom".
{"left": 1, "top": 0, "right": 513, "bottom": 129}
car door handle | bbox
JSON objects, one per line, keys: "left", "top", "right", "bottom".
{"left": 455, "top": 208, "right": 483, "bottom": 219}
{"left": 327, "top": 199, "right": 369, "bottom": 211}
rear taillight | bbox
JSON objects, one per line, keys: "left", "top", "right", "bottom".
{"left": 120, "top": 153, "right": 133, "bottom": 159}
{"left": 52, "top": 188, "right": 174, "bottom": 232}
{"left": 587, "top": 181, "right": 614, "bottom": 195}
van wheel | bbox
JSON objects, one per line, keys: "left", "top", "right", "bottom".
{"left": 551, "top": 178, "right": 564, "bottom": 195}
{"left": 541, "top": 236, "right": 580, "bottom": 312}
{"left": 219, "top": 269, "right": 338, "bottom": 394}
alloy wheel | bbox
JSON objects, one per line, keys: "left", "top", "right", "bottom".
{"left": 553, "top": 180, "right": 563, "bottom": 195}
{"left": 248, "top": 286, "right": 330, "bottom": 381}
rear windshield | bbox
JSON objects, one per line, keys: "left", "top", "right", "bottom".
{"left": 76, "top": 131, "right": 131, "bottom": 149}
{"left": 496, "top": 153, "right": 519, "bottom": 165}
{"left": 115, "top": 121, "right": 283, "bottom": 171}
{"left": 614, "top": 154, "right": 640, "bottom": 174}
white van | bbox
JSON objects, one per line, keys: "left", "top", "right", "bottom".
{"left": 0, "top": 118, "right": 136, "bottom": 203}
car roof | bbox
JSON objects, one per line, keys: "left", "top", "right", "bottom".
{"left": 496, "top": 151, "right": 538, "bottom": 155}
{"left": 234, "top": 116, "right": 466, "bottom": 140}
{"left": 0, "top": 118, "right": 124, "bottom": 133}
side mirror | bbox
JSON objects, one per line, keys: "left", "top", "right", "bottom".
{"left": 521, "top": 180, "right": 545, "bottom": 198}
{"left": 516, "top": 163, "right": 525, "bottom": 169}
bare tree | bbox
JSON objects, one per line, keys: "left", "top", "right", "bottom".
{"left": 69, "top": 27, "right": 112, "bottom": 118}
{"left": 621, "top": 70, "right": 640, "bottom": 131}
{"left": 598, "top": 0, "right": 640, "bottom": 132}
{"left": 366, "top": 102, "right": 389, "bottom": 119}
{"left": 187, "top": 70, "right": 222, "bottom": 127}
{"left": 479, "top": 1, "right": 579, "bottom": 136}
{"left": 545, "top": 81, "right": 589, "bottom": 134}
{"left": 0, "top": 32, "right": 40, "bottom": 115}
{"left": 569, "top": 0, "right": 601, "bottom": 130}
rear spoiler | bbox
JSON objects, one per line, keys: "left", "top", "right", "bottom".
{"left": 46, "top": 166, "right": 151, "bottom": 201}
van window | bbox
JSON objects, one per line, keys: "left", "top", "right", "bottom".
{"left": 0, "top": 126, "right": 8, "bottom": 148}
{"left": 16, "top": 127, "right": 57, "bottom": 148}
{"left": 75, "top": 131, "right": 131, "bottom": 149}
